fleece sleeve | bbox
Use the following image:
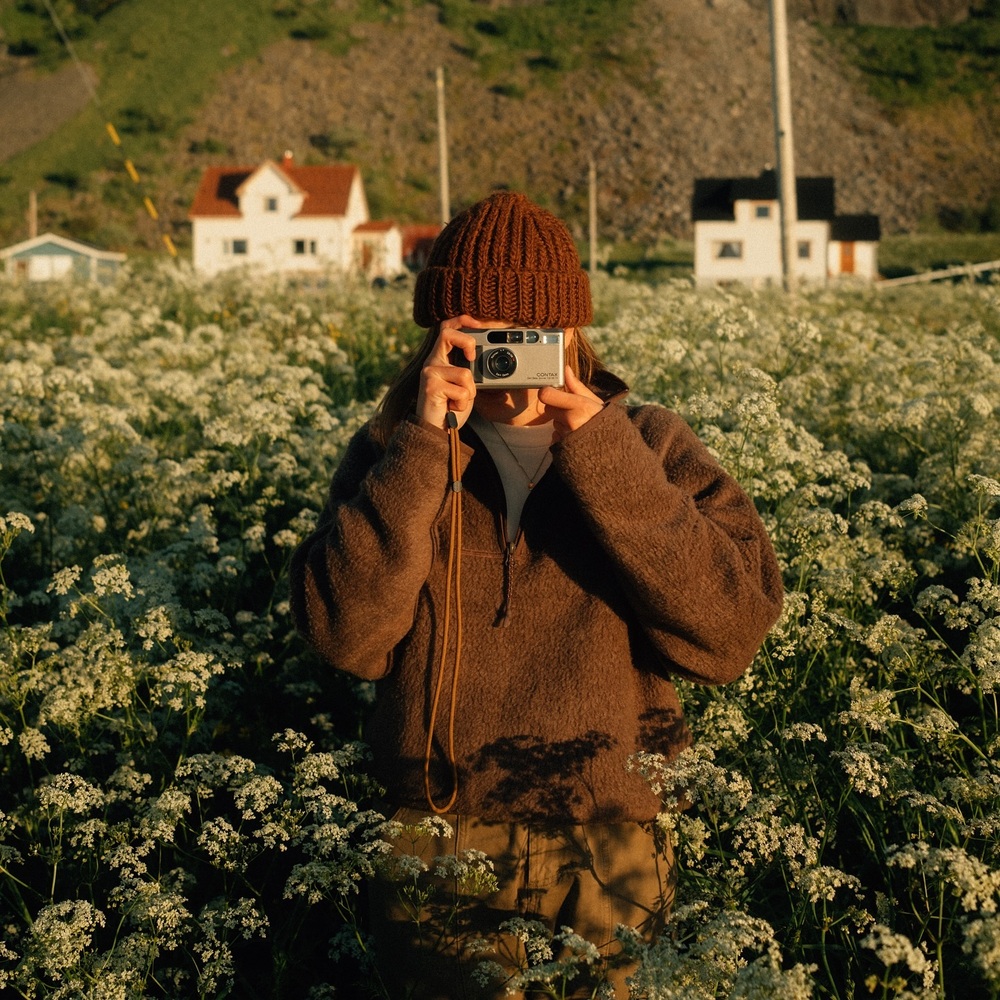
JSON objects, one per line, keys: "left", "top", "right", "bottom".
{"left": 289, "top": 417, "right": 470, "bottom": 679}
{"left": 552, "top": 403, "right": 784, "bottom": 685}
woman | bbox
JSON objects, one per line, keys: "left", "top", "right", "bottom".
{"left": 291, "top": 191, "right": 783, "bottom": 998}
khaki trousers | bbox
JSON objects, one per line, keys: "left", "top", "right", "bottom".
{"left": 368, "top": 808, "right": 674, "bottom": 1000}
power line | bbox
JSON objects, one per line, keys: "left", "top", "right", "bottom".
{"left": 39, "top": 0, "right": 177, "bottom": 258}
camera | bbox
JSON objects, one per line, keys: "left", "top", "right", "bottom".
{"left": 450, "top": 328, "right": 565, "bottom": 389}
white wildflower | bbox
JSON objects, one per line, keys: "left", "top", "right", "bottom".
{"left": 888, "top": 843, "right": 1000, "bottom": 913}
{"left": 28, "top": 900, "right": 106, "bottom": 978}
{"left": 895, "top": 494, "right": 929, "bottom": 517}
{"left": 18, "top": 727, "right": 51, "bottom": 761}
{"left": 90, "top": 560, "right": 134, "bottom": 598}
{"left": 969, "top": 475, "right": 1000, "bottom": 498}
{"left": 963, "top": 915, "right": 1000, "bottom": 984}
{"left": 47, "top": 565, "right": 82, "bottom": 596}
{"left": 795, "top": 865, "right": 864, "bottom": 904}
{"left": 963, "top": 620, "right": 1000, "bottom": 693}
{"left": 833, "top": 742, "right": 911, "bottom": 798}
{"left": 0, "top": 511, "right": 33, "bottom": 536}
{"left": 779, "top": 722, "right": 828, "bottom": 743}
{"left": 38, "top": 773, "right": 106, "bottom": 815}
{"left": 862, "top": 923, "right": 935, "bottom": 978}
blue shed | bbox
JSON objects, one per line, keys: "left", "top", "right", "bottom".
{"left": 0, "top": 232, "right": 126, "bottom": 283}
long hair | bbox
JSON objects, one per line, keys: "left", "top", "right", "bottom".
{"left": 368, "top": 327, "right": 607, "bottom": 449}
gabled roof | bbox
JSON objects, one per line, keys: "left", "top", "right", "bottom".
{"left": 692, "top": 169, "right": 836, "bottom": 222}
{"left": 831, "top": 214, "right": 881, "bottom": 242}
{"left": 189, "top": 160, "right": 360, "bottom": 219}
{"left": 0, "top": 231, "right": 125, "bottom": 260}
{"left": 354, "top": 220, "right": 399, "bottom": 234}
{"left": 236, "top": 161, "right": 306, "bottom": 200}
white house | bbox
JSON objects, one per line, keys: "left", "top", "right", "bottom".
{"left": 353, "top": 220, "right": 403, "bottom": 281}
{"left": 188, "top": 153, "right": 404, "bottom": 278}
{"left": 692, "top": 170, "right": 880, "bottom": 286}
{"left": 0, "top": 232, "right": 125, "bottom": 283}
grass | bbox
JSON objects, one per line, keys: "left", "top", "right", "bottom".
{"left": 820, "top": 5, "right": 1000, "bottom": 110}
{"left": 431, "top": 0, "right": 640, "bottom": 78}
{"left": 879, "top": 232, "right": 1000, "bottom": 277}
{"left": 2, "top": 1, "right": 999, "bottom": 254}
{"left": 597, "top": 234, "right": 1000, "bottom": 283}
{"left": 0, "top": 0, "right": 404, "bottom": 246}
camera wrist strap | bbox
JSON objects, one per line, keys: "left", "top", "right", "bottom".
{"left": 424, "top": 411, "right": 464, "bottom": 815}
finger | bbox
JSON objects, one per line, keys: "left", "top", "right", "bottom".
{"left": 423, "top": 363, "right": 476, "bottom": 398}
{"left": 419, "top": 368, "right": 476, "bottom": 419}
{"left": 537, "top": 385, "right": 577, "bottom": 411}
{"left": 428, "top": 323, "right": 478, "bottom": 365}
{"left": 563, "top": 366, "right": 602, "bottom": 401}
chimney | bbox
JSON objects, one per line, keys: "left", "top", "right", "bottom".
{"left": 28, "top": 190, "right": 38, "bottom": 239}
{"left": 281, "top": 150, "right": 294, "bottom": 168}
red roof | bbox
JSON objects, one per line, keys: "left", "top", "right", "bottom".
{"left": 354, "top": 220, "right": 398, "bottom": 234}
{"left": 400, "top": 223, "right": 442, "bottom": 266}
{"left": 189, "top": 159, "right": 360, "bottom": 218}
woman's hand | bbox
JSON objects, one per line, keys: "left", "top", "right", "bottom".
{"left": 538, "top": 367, "right": 605, "bottom": 442}
{"left": 415, "top": 318, "right": 479, "bottom": 432}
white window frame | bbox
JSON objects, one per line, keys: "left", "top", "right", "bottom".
{"left": 714, "top": 240, "right": 744, "bottom": 260}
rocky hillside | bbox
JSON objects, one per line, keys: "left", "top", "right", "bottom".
{"left": 170, "top": 0, "right": 999, "bottom": 244}
{"left": 3, "top": 0, "right": 999, "bottom": 247}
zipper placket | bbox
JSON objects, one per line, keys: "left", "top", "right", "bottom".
{"left": 495, "top": 512, "right": 521, "bottom": 627}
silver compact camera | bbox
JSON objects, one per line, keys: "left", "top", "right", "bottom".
{"left": 451, "top": 327, "right": 565, "bottom": 388}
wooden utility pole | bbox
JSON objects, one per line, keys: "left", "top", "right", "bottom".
{"left": 768, "top": 0, "right": 798, "bottom": 291}
{"left": 588, "top": 156, "right": 597, "bottom": 278}
{"left": 436, "top": 66, "right": 450, "bottom": 226}
{"left": 28, "top": 190, "right": 38, "bottom": 239}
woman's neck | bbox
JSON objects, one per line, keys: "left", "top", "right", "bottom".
{"left": 473, "top": 388, "right": 549, "bottom": 426}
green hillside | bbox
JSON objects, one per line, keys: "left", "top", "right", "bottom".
{"left": 0, "top": 0, "right": 371, "bottom": 249}
{"left": 0, "top": 0, "right": 642, "bottom": 251}
{"left": 1, "top": 0, "right": 999, "bottom": 258}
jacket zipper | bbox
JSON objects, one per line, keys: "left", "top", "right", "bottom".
{"left": 495, "top": 513, "right": 520, "bottom": 627}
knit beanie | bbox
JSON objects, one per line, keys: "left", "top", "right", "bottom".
{"left": 412, "top": 190, "right": 593, "bottom": 329}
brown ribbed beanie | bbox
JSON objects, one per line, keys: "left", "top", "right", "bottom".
{"left": 413, "top": 191, "right": 593, "bottom": 329}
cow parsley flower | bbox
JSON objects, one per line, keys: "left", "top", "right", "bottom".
{"left": 862, "top": 923, "right": 936, "bottom": 980}
{"left": 796, "top": 865, "right": 864, "bottom": 904}
{"left": 47, "top": 565, "right": 82, "bottom": 596}
{"left": 895, "top": 494, "right": 929, "bottom": 518}
{"left": 27, "top": 900, "right": 106, "bottom": 979}
{"left": 38, "top": 773, "right": 106, "bottom": 815}
{"left": 90, "top": 560, "right": 134, "bottom": 598}
{"left": 18, "top": 727, "right": 51, "bottom": 761}
{"left": 963, "top": 915, "right": 1000, "bottom": 984}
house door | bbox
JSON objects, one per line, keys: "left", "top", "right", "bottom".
{"left": 840, "top": 241, "right": 855, "bottom": 275}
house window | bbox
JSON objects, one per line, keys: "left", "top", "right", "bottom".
{"left": 231, "top": 239, "right": 248, "bottom": 255}
{"left": 797, "top": 241, "right": 812, "bottom": 260}
{"left": 293, "top": 239, "right": 317, "bottom": 255}
{"left": 714, "top": 241, "right": 743, "bottom": 260}
{"left": 754, "top": 203, "right": 772, "bottom": 219}
{"left": 265, "top": 197, "right": 278, "bottom": 212}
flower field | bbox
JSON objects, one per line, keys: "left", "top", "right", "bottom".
{"left": 0, "top": 264, "right": 998, "bottom": 999}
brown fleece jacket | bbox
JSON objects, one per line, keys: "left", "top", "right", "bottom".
{"left": 290, "top": 377, "right": 783, "bottom": 824}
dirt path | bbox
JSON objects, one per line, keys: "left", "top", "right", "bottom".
{"left": 0, "top": 57, "right": 97, "bottom": 163}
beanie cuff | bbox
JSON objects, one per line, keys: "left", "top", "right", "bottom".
{"left": 413, "top": 266, "right": 593, "bottom": 329}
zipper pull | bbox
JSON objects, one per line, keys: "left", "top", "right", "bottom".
{"left": 495, "top": 541, "right": 515, "bottom": 627}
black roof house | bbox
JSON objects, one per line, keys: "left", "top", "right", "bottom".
{"left": 831, "top": 214, "right": 882, "bottom": 242}
{"left": 692, "top": 169, "right": 880, "bottom": 240}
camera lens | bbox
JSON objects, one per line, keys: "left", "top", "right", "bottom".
{"left": 484, "top": 348, "right": 517, "bottom": 379}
